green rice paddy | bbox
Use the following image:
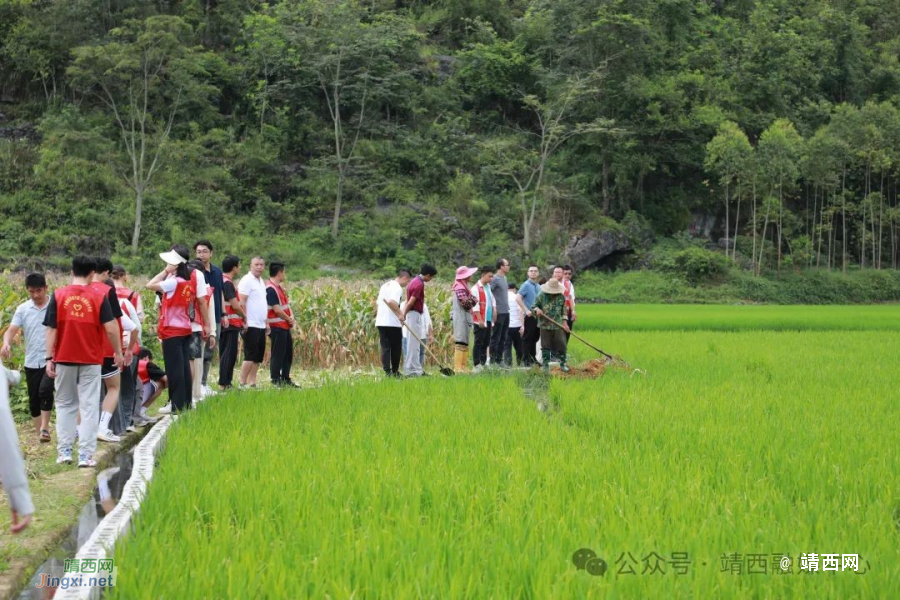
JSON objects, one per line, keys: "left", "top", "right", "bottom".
{"left": 108, "top": 306, "right": 900, "bottom": 598}
{"left": 573, "top": 303, "right": 900, "bottom": 331}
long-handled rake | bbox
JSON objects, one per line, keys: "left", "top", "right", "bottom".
{"left": 537, "top": 313, "right": 642, "bottom": 374}
{"left": 383, "top": 300, "right": 455, "bottom": 376}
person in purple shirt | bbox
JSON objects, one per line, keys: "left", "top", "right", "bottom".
{"left": 401, "top": 264, "right": 438, "bottom": 377}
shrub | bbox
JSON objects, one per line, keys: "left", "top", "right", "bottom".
{"left": 659, "top": 246, "right": 730, "bottom": 285}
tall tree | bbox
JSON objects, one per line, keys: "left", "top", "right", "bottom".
{"left": 68, "top": 16, "right": 217, "bottom": 252}
{"left": 757, "top": 118, "right": 804, "bottom": 272}
{"left": 282, "top": 1, "right": 420, "bottom": 238}
{"left": 705, "top": 120, "right": 753, "bottom": 260}
{"left": 484, "top": 70, "right": 614, "bottom": 254}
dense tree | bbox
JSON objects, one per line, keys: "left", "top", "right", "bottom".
{"left": 0, "top": 0, "right": 898, "bottom": 272}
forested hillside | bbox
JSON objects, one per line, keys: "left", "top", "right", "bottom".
{"left": 1, "top": 0, "right": 899, "bottom": 275}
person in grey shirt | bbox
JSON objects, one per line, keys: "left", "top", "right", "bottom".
{"left": 1, "top": 363, "right": 35, "bottom": 534}
{"left": 1, "top": 272, "right": 54, "bottom": 442}
{"left": 489, "top": 258, "right": 511, "bottom": 366}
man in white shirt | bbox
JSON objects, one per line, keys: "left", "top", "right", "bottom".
{"left": 1, "top": 273, "right": 54, "bottom": 441}
{"left": 375, "top": 269, "right": 411, "bottom": 377}
{"left": 238, "top": 256, "right": 268, "bottom": 387}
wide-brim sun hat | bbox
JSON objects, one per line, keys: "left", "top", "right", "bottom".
{"left": 455, "top": 265, "right": 478, "bottom": 280}
{"left": 540, "top": 278, "right": 564, "bottom": 294}
{"left": 159, "top": 250, "right": 187, "bottom": 266}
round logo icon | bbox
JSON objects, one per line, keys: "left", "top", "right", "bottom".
{"left": 585, "top": 556, "right": 608, "bottom": 577}
{"left": 572, "top": 548, "right": 597, "bottom": 570}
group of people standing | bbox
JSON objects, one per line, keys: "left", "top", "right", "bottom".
{"left": 377, "top": 260, "right": 578, "bottom": 376}
{"left": 0, "top": 242, "right": 301, "bottom": 472}
{"left": 148, "top": 245, "right": 300, "bottom": 416}
{"left": 2, "top": 253, "right": 577, "bottom": 531}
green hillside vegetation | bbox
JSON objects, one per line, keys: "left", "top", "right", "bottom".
{"left": 0, "top": 0, "right": 899, "bottom": 278}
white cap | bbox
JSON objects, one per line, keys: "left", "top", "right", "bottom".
{"left": 159, "top": 250, "right": 187, "bottom": 266}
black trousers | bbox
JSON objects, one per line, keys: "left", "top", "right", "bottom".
{"left": 269, "top": 328, "right": 294, "bottom": 384}
{"left": 503, "top": 327, "right": 524, "bottom": 366}
{"left": 378, "top": 326, "right": 403, "bottom": 375}
{"left": 473, "top": 323, "right": 493, "bottom": 366}
{"left": 112, "top": 359, "right": 137, "bottom": 434}
{"left": 489, "top": 313, "right": 509, "bottom": 365}
{"left": 218, "top": 328, "right": 240, "bottom": 387}
{"left": 162, "top": 335, "right": 192, "bottom": 412}
{"left": 24, "top": 366, "right": 54, "bottom": 418}
{"left": 522, "top": 316, "right": 539, "bottom": 365}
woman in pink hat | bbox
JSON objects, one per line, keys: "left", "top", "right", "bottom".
{"left": 450, "top": 266, "right": 478, "bottom": 373}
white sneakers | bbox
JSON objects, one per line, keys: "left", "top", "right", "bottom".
{"left": 97, "top": 429, "right": 121, "bottom": 443}
{"left": 158, "top": 403, "right": 172, "bottom": 414}
{"left": 201, "top": 385, "right": 217, "bottom": 398}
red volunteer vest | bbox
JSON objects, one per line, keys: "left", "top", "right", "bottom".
{"left": 90, "top": 281, "right": 121, "bottom": 358}
{"left": 158, "top": 277, "right": 196, "bottom": 340}
{"left": 265, "top": 281, "right": 292, "bottom": 330}
{"left": 115, "top": 286, "right": 138, "bottom": 307}
{"left": 563, "top": 280, "right": 573, "bottom": 316}
{"left": 474, "top": 283, "right": 491, "bottom": 325}
{"left": 223, "top": 275, "right": 245, "bottom": 329}
{"left": 52, "top": 284, "right": 107, "bottom": 364}
{"left": 137, "top": 358, "right": 150, "bottom": 384}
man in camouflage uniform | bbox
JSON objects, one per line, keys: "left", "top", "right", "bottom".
{"left": 531, "top": 277, "right": 570, "bottom": 373}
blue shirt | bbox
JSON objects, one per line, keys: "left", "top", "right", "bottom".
{"left": 519, "top": 280, "right": 540, "bottom": 310}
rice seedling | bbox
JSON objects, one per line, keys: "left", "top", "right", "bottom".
{"left": 108, "top": 329, "right": 900, "bottom": 598}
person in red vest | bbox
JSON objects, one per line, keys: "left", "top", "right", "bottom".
{"left": 146, "top": 245, "right": 210, "bottom": 413}
{"left": 470, "top": 265, "right": 496, "bottom": 371}
{"left": 111, "top": 264, "right": 144, "bottom": 322}
{"left": 265, "top": 262, "right": 298, "bottom": 387}
{"left": 44, "top": 255, "right": 123, "bottom": 468}
{"left": 218, "top": 255, "right": 246, "bottom": 390}
{"left": 135, "top": 348, "right": 166, "bottom": 425}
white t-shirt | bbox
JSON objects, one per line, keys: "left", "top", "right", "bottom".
{"left": 508, "top": 291, "right": 523, "bottom": 328}
{"left": 119, "top": 298, "right": 139, "bottom": 346}
{"left": 238, "top": 273, "right": 268, "bottom": 329}
{"left": 375, "top": 279, "right": 404, "bottom": 328}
